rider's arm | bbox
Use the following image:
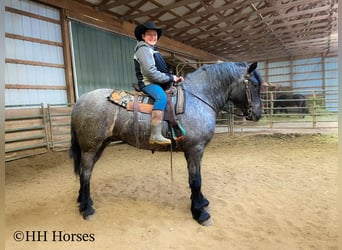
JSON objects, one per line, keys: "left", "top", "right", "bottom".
{"left": 135, "top": 46, "right": 174, "bottom": 84}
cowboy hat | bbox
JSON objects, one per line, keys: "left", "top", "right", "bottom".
{"left": 134, "top": 21, "right": 163, "bottom": 41}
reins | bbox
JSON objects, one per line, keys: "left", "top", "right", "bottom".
{"left": 167, "top": 70, "right": 254, "bottom": 193}
{"left": 167, "top": 87, "right": 216, "bottom": 198}
{"left": 183, "top": 71, "right": 253, "bottom": 117}
{"left": 169, "top": 133, "right": 175, "bottom": 204}
{"left": 170, "top": 138, "right": 174, "bottom": 171}
{"left": 183, "top": 88, "right": 217, "bottom": 113}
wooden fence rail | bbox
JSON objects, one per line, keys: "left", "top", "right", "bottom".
{"left": 48, "top": 104, "right": 73, "bottom": 151}
{"left": 217, "top": 89, "right": 338, "bottom": 134}
{"left": 5, "top": 104, "right": 74, "bottom": 162}
{"left": 5, "top": 104, "right": 49, "bottom": 162}
{"left": 5, "top": 89, "right": 338, "bottom": 161}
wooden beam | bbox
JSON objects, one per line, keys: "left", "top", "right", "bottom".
{"left": 158, "top": 2, "right": 203, "bottom": 28}
{"left": 5, "top": 6, "right": 60, "bottom": 24}
{"left": 259, "top": 0, "right": 324, "bottom": 15}
{"left": 35, "top": 0, "right": 122, "bottom": 23}
{"left": 118, "top": 0, "right": 146, "bottom": 17}
{"left": 264, "top": 5, "right": 332, "bottom": 22}
{"left": 5, "top": 33, "right": 63, "bottom": 47}
{"left": 5, "top": 84, "right": 67, "bottom": 90}
{"left": 5, "top": 58, "right": 64, "bottom": 68}
{"left": 99, "top": 0, "right": 133, "bottom": 10}
{"left": 146, "top": 0, "right": 254, "bottom": 30}
{"left": 270, "top": 15, "right": 334, "bottom": 29}
{"left": 34, "top": 0, "right": 221, "bottom": 61}
{"left": 122, "top": 0, "right": 197, "bottom": 20}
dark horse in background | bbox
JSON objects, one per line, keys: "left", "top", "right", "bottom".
{"left": 274, "top": 94, "right": 309, "bottom": 118}
{"left": 70, "top": 62, "right": 264, "bottom": 225}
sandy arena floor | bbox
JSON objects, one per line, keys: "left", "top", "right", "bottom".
{"left": 5, "top": 132, "right": 338, "bottom": 250}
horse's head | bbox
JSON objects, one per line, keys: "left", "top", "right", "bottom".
{"left": 229, "top": 62, "right": 264, "bottom": 121}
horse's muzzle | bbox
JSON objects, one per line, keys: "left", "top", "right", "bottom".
{"left": 245, "top": 107, "right": 261, "bottom": 121}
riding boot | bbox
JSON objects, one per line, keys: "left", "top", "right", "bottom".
{"left": 149, "top": 110, "right": 171, "bottom": 145}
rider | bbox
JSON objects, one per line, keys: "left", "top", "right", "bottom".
{"left": 133, "top": 21, "right": 183, "bottom": 145}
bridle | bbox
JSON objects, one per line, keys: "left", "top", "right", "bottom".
{"left": 242, "top": 73, "right": 254, "bottom": 119}
{"left": 182, "top": 71, "right": 256, "bottom": 118}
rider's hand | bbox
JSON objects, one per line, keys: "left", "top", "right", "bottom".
{"left": 173, "top": 75, "right": 184, "bottom": 83}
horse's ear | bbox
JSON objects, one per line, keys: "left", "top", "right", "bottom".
{"left": 247, "top": 62, "right": 258, "bottom": 73}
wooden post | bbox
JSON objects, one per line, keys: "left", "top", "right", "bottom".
{"left": 227, "top": 101, "right": 234, "bottom": 135}
{"left": 60, "top": 9, "right": 75, "bottom": 104}
{"left": 270, "top": 92, "right": 274, "bottom": 128}
{"left": 312, "top": 90, "right": 317, "bottom": 128}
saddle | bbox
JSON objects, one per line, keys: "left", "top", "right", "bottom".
{"left": 108, "top": 84, "right": 186, "bottom": 141}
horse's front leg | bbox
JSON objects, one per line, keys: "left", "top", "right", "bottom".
{"left": 184, "top": 146, "right": 210, "bottom": 225}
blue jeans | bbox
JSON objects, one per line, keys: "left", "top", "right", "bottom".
{"left": 142, "top": 84, "right": 167, "bottom": 111}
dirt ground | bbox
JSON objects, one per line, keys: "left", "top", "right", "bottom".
{"left": 5, "top": 132, "right": 338, "bottom": 250}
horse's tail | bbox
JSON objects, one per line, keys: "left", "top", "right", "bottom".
{"left": 70, "top": 124, "right": 81, "bottom": 176}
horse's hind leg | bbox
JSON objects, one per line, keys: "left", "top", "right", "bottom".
{"left": 78, "top": 152, "right": 96, "bottom": 219}
{"left": 300, "top": 103, "right": 306, "bottom": 118}
{"left": 77, "top": 138, "right": 112, "bottom": 219}
{"left": 185, "top": 146, "right": 210, "bottom": 225}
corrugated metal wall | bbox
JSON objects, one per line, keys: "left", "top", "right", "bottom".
{"left": 262, "top": 56, "right": 338, "bottom": 111}
{"left": 5, "top": 0, "right": 67, "bottom": 106}
{"left": 70, "top": 21, "right": 137, "bottom": 97}
{"left": 323, "top": 57, "right": 338, "bottom": 111}
{"left": 267, "top": 61, "right": 291, "bottom": 86}
{"left": 264, "top": 56, "right": 338, "bottom": 90}
{"left": 292, "top": 57, "right": 323, "bottom": 91}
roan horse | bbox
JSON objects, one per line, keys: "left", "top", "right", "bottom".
{"left": 70, "top": 62, "right": 263, "bottom": 225}
{"left": 274, "top": 94, "right": 309, "bottom": 118}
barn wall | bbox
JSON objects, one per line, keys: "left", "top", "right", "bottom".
{"left": 5, "top": 0, "right": 67, "bottom": 106}
{"left": 260, "top": 56, "right": 338, "bottom": 111}
{"left": 262, "top": 56, "right": 338, "bottom": 91}
{"left": 70, "top": 21, "right": 137, "bottom": 97}
{"left": 4, "top": 0, "right": 338, "bottom": 161}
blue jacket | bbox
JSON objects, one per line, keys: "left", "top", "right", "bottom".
{"left": 134, "top": 41, "right": 173, "bottom": 89}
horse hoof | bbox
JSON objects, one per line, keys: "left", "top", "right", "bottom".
{"left": 196, "top": 209, "right": 211, "bottom": 225}
{"left": 81, "top": 207, "right": 95, "bottom": 220}
{"left": 83, "top": 213, "right": 95, "bottom": 220}
{"left": 201, "top": 218, "right": 213, "bottom": 226}
{"left": 82, "top": 211, "right": 95, "bottom": 220}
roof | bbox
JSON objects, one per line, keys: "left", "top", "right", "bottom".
{"left": 76, "top": 0, "right": 338, "bottom": 62}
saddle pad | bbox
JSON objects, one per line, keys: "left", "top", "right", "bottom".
{"left": 108, "top": 90, "right": 153, "bottom": 108}
{"left": 108, "top": 86, "right": 185, "bottom": 114}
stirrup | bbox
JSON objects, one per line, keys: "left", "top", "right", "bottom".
{"left": 171, "top": 122, "right": 186, "bottom": 141}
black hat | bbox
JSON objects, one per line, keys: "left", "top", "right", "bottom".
{"left": 134, "top": 21, "right": 163, "bottom": 41}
